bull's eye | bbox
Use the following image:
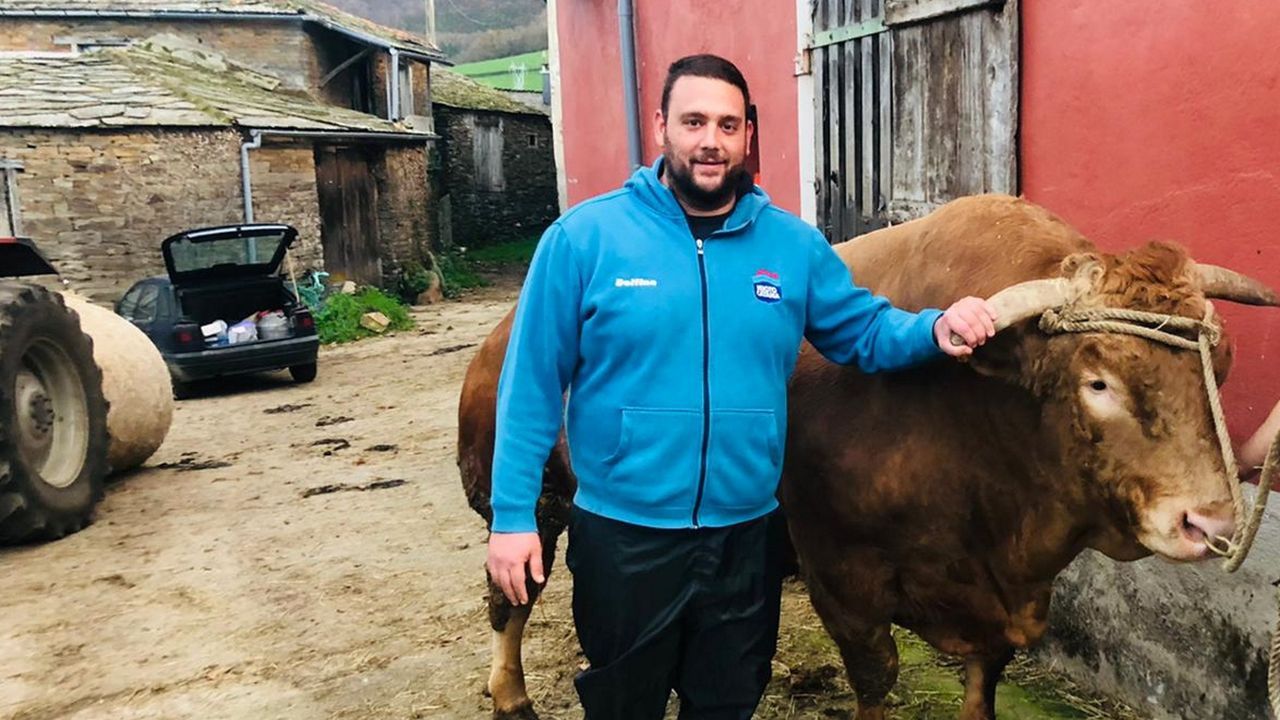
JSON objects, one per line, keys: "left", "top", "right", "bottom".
{"left": 1080, "top": 373, "right": 1127, "bottom": 419}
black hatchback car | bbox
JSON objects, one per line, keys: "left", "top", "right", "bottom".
{"left": 117, "top": 224, "right": 319, "bottom": 398}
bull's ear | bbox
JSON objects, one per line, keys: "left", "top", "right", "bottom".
{"left": 1060, "top": 252, "right": 1105, "bottom": 285}
{"left": 966, "top": 329, "right": 1031, "bottom": 381}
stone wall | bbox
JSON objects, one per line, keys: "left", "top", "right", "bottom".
{"left": 0, "top": 19, "right": 319, "bottom": 91}
{"left": 435, "top": 107, "right": 557, "bottom": 249}
{"left": 368, "top": 51, "right": 391, "bottom": 121}
{"left": 374, "top": 145, "right": 433, "bottom": 275}
{"left": 249, "top": 142, "right": 324, "bottom": 274}
{"left": 0, "top": 128, "right": 334, "bottom": 302}
{"left": 0, "top": 128, "right": 243, "bottom": 300}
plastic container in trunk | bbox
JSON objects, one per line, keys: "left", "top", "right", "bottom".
{"left": 257, "top": 312, "right": 290, "bottom": 340}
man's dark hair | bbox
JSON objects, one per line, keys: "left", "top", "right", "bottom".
{"left": 660, "top": 54, "right": 751, "bottom": 117}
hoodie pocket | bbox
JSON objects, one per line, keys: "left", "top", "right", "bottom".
{"left": 705, "top": 409, "right": 781, "bottom": 511}
{"left": 604, "top": 407, "right": 703, "bottom": 512}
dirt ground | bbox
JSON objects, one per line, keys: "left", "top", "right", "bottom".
{"left": 0, "top": 274, "right": 1142, "bottom": 720}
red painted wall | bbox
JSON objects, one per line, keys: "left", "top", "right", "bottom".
{"left": 555, "top": 1, "right": 801, "bottom": 214}
{"left": 1022, "top": 0, "right": 1280, "bottom": 437}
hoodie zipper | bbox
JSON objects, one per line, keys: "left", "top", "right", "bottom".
{"left": 691, "top": 236, "right": 711, "bottom": 527}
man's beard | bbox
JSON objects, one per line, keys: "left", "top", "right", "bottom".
{"left": 663, "top": 141, "right": 751, "bottom": 213}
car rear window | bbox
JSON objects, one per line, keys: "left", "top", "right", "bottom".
{"left": 168, "top": 230, "right": 289, "bottom": 274}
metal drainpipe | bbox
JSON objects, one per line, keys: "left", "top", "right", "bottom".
{"left": 239, "top": 130, "right": 263, "bottom": 262}
{"left": 240, "top": 130, "right": 263, "bottom": 223}
{"left": 618, "top": 0, "right": 642, "bottom": 171}
{"left": 389, "top": 48, "right": 401, "bottom": 121}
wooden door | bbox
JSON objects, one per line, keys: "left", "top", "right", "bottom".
{"left": 315, "top": 145, "right": 382, "bottom": 286}
{"left": 811, "top": 0, "right": 1018, "bottom": 241}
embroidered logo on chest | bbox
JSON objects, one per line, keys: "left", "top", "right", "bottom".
{"left": 753, "top": 269, "right": 782, "bottom": 304}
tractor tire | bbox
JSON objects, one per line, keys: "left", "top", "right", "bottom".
{"left": 0, "top": 283, "right": 109, "bottom": 543}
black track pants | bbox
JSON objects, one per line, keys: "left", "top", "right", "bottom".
{"left": 565, "top": 506, "right": 786, "bottom": 720}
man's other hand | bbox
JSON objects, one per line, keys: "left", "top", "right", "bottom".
{"left": 487, "top": 531, "right": 544, "bottom": 605}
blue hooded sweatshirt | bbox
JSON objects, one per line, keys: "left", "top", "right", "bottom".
{"left": 490, "top": 159, "right": 943, "bottom": 533}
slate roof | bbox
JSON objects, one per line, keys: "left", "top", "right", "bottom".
{"left": 0, "top": 0, "right": 445, "bottom": 61}
{"left": 0, "top": 41, "right": 431, "bottom": 134}
{"left": 430, "top": 67, "right": 546, "bottom": 117}
{"left": 0, "top": 0, "right": 289, "bottom": 12}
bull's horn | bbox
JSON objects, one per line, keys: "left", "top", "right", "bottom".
{"left": 1194, "top": 264, "right": 1279, "bottom": 306}
{"left": 948, "top": 262, "right": 1098, "bottom": 347}
{"left": 987, "top": 278, "right": 1080, "bottom": 334}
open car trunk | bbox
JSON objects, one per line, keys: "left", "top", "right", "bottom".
{"left": 176, "top": 277, "right": 304, "bottom": 344}
{"left": 161, "top": 224, "right": 307, "bottom": 347}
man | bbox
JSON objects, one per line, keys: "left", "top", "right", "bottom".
{"left": 487, "top": 54, "right": 997, "bottom": 718}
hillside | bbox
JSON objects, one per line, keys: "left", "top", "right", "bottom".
{"left": 324, "top": 0, "right": 547, "bottom": 62}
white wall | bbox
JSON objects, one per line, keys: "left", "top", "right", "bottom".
{"left": 547, "top": 0, "right": 568, "bottom": 213}
{"left": 794, "top": 0, "right": 817, "bottom": 225}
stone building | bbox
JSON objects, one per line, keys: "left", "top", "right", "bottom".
{"left": 430, "top": 68, "right": 556, "bottom": 250}
{"left": 0, "top": 0, "right": 446, "bottom": 300}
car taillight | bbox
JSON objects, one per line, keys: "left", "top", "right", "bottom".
{"left": 294, "top": 310, "right": 316, "bottom": 335}
{"left": 173, "top": 322, "right": 204, "bottom": 351}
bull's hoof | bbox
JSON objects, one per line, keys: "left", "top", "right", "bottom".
{"left": 493, "top": 700, "right": 539, "bottom": 720}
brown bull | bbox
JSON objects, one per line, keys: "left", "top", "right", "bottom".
{"left": 457, "top": 195, "right": 1277, "bottom": 719}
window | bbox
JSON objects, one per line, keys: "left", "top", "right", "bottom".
{"left": 116, "top": 286, "right": 142, "bottom": 319}
{"left": 398, "top": 63, "right": 414, "bottom": 118}
{"left": 0, "top": 160, "right": 22, "bottom": 237}
{"left": 133, "top": 285, "right": 159, "bottom": 323}
{"left": 119, "top": 284, "right": 159, "bottom": 323}
{"left": 166, "top": 230, "right": 287, "bottom": 273}
{"left": 350, "top": 60, "right": 374, "bottom": 115}
{"left": 527, "top": 134, "right": 538, "bottom": 148}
